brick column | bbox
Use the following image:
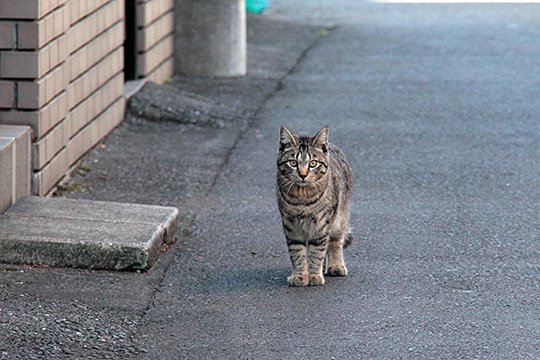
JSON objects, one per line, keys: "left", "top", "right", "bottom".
{"left": 136, "top": 0, "right": 175, "bottom": 83}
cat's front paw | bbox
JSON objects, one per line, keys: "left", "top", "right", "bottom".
{"left": 288, "top": 274, "right": 309, "bottom": 287}
{"left": 327, "top": 264, "right": 348, "bottom": 277}
{"left": 308, "top": 274, "right": 325, "bottom": 286}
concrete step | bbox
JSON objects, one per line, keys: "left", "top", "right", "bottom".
{"left": 0, "top": 138, "right": 14, "bottom": 213}
{"left": 0, "top": 125, "right": 32, "bottom": 213}
{"left": 0, "top": 196, "right": 179, "bottom": 270}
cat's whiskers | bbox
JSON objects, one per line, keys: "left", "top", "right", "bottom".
{"left": 278, "top": 178, "right": 294, "bottom": 196}
{"left": 311, "top": 180, "right": 321, "bottom": 194}
{"left": 286, "top": 181, "right": 295, "bottom": 195}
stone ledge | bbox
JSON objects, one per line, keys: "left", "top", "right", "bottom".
{"left": 0, "top": 196, "right": 179, "bottom": 270}
{"left": 0, "top": 138, "right": 14, "bottom": 213}
{"left": 0, "top": 125, "right": 32, "bottom": 206}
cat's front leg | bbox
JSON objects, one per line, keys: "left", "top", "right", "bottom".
{"left": 286, "top": 243, "right": 309, "bottom": 287}
{"left": 307, "top": 236, "right": 329, "bottom": 286}
{"left": 326, "top": 235, "right": 348, "bottom": 276}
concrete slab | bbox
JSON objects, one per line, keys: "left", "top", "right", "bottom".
{"left": 0, "top": 138, "right": 14, "bottom": 213}
{"left": 0, "top": 196, "right": 179, "bottom": 270}
{"left": 0, "top": 125, "right": 32, "bottom": 201}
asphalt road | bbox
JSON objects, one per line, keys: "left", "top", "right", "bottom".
{"left": 138, "top": 1, "right": 540, "bottom": 358}
{"left": 2, "top": 1, "right": 540, "bottom": 359}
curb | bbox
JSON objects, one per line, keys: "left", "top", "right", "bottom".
{"left": 0, "top": 196, "right": 179, "bottom": 270}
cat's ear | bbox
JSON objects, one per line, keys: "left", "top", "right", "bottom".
{"left": 312, "top": 126, "right": 329, "bottom": 152}
{"left": 280, "top": 127, "right": 299, "bottom": 149}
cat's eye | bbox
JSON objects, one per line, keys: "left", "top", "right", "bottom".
{"left": 309, "top": 160, "right": 318, "bottom": 168}
{"left": 289, "top": 160, "right": 298, "bottom": 167}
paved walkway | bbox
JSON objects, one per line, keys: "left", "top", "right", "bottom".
{"left": 1, "top": 1, "right": 539, "bottom": 359}
{"left": 138, "top": 1, "right": 540, "bottom": 358}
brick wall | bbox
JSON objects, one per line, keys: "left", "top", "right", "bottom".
{"left": 0, "top": 0, "right": 175, "bottom": 196}
{"left": 0, "top": 0, "right": 125, "bottom": 195}
{"left": 136, "top": 0, "right": 174, "bottom": 83}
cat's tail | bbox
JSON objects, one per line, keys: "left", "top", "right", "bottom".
{"left": 343, "top": 232, "right": 353, "bottom": 248}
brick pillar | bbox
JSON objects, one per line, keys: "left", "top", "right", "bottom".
{"left": 136, "top": 0, "right": 175, "bottom": 83}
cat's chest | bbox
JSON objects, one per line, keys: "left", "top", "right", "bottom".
{"left": 283, "top": 204, "right": 327, "bottom": 235}
{"left": 288, "top": 215, "right": 319, "bottom": 238}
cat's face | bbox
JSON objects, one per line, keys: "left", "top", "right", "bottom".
{"left": 277, "top": 127, "right": 330, "bottom": 188}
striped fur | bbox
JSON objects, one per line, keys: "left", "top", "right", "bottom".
{"left": 276, "top": 127, "right": 353, "bottom": 287}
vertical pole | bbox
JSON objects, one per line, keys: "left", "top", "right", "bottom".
{"left": 175, "top": 0, "right": 247, "bottom": 77}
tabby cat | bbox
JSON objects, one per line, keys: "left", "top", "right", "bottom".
{"left": 276, "top": 126, "right": 353, "bottom": 287}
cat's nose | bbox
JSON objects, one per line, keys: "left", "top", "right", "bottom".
{"left": 299, "top": 173, "right": 307, "bottom": 180}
